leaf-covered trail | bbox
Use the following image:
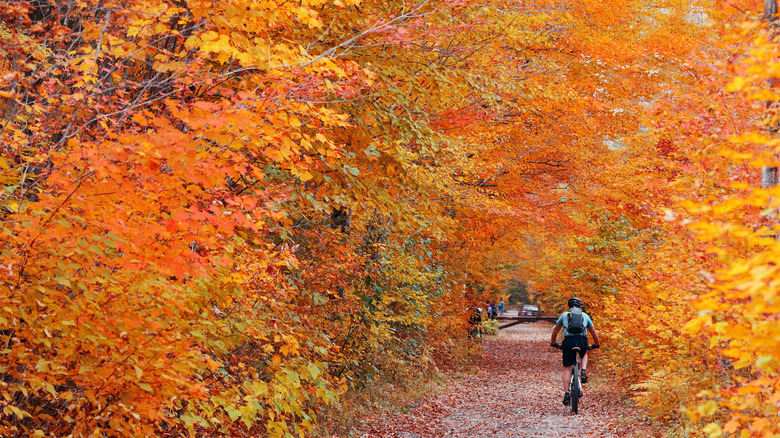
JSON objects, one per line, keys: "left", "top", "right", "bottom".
{"left": 356, "top": 322, "right": 653, "bottom": 437}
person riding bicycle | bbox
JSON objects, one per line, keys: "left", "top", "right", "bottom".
{"left": 550, "top": 297, "right": 600, "bottom": 406}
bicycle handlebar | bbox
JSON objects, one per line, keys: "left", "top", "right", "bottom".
{"left": 550, "top": 343, "right": 599, "bottom": 350}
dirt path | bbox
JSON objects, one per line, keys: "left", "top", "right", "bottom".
{"left": 356, "top": 322, "right": 652, "bottom": 437}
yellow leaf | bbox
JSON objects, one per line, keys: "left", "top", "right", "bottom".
{"left": 725, "top": 76, "right": 747, "bottom": 92}
{"left": 681, "top": 317, "right": 706, "bottom": 334}
{"left": 702, "top": 422, "right": 722, "bottom": 437}
{"left": 201, "top": 31, "right": 219, "bottom": 42}
{"left": 697, "top": 400, "right": 718, "bottom": 417}
{"left": 184, "top": 36, "right": 201, "bottom": 50}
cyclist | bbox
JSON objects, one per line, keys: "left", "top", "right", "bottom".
{"left": 550, "top": 297, "right": 600, "bottom": 406}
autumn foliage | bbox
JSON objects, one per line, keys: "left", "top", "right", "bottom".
{"left": 523, "top": 1, "right": 780, "bottom": 437}
{"left": 2, "top": 0, "right": 780, "bottom": 436}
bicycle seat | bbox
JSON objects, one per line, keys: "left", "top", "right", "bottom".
{"left": 571, "top": 347, "right": 581, "bottom": 352}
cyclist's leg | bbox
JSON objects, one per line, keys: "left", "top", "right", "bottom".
{"left": 576, "top": 336, "right": 589, "bottom": 383}
{"left": 562, "top": 365, "right": 572, "bottom": 392}
{"left": 581, "top": 351, "right": 588, "bottom": 370}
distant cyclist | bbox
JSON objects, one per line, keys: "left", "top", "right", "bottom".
{"left": 550, "top": 297, "right": 600, "bottom": 406}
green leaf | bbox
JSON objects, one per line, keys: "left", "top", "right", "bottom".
{"left": 226, "top": 406, "right": 241, "bottom": 421}
{"left": 343, "top": 165, "right": 360, "bottom": 176}
{"left": 307, "top": 363, "right": 320, "bottom": 380}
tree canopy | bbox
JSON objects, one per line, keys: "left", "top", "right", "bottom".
{"left": 1, "top": 0, "right": 779, "bottom": 436}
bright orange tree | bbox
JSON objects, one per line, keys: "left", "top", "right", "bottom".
{"left": 0, "top": 0, "right": 367, "bottom": 435}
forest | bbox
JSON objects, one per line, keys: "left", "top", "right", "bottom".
{"left": 1, "top": 0, "right": 779, "bottom": 436}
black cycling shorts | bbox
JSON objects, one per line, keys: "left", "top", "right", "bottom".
{"left": 561, "top": 336, "right": 588, "bottom": 367}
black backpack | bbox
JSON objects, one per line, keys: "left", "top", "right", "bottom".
{"left": 567, "top": 309, "right": 585, "bottom": 335}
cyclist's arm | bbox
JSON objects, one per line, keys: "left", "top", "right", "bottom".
{"left": 587, "top": 326, "right": 600, "bottom": 347}
{"left": 550, "top": 324, "right": 563, "bottom": 345}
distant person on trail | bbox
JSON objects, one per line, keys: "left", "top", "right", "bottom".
{"left": 498, "top": 299, "right": 505, "bottom": 316}
{"left": 550, "top": 297, "right": 600, "bottom": 406}
{"left": 486, "top": 302, "right": 493, "bottom": 320}
{"left": 467, "top": 307, "right": 482, "bottom": 339}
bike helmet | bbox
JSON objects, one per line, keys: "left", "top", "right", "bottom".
{"left": 567, "top": 297, "right": 582, "bottom": 308}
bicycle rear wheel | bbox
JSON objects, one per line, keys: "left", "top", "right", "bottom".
{"left": 570, "top": 364, "right": 580, "bottom": 414}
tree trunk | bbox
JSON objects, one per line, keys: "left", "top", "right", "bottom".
{"left": 762, "top": 167, "right": 777, "bottom": 189}
{"left": 765, "top": 0, "right": 778, "bottom": 21}
{"left": 764, "top": 0, "right": 779, "bottom": 189}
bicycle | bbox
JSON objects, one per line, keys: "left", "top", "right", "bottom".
{"left": 553, "top": 343, "right": 599, "bottom": 414}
